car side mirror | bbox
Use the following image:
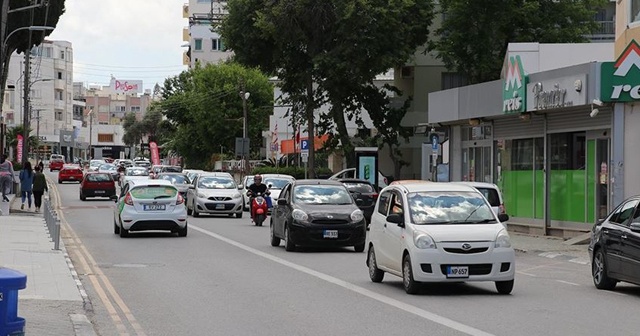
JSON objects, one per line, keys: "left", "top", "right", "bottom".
{"left": 277, "top": 198, "right": 288, "bottom": 206}
{"left": 631, "top": 222, "right": 640, "bottom": 233}
{"left": 188, "top": 185, "right": 195, "bottom": 189}
{"left": 387, "top": 213, "right": 404, "bottom": 226}
{"left": 238, "top": 184, "right": 243, "bottom": 189}
{"left": 268, "top": 183, "right": 273, "bottom": 188}
{"left": 498, "top": 213, "right": 510, "bottom": 222}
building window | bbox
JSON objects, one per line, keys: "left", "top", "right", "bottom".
{"left": 632, "top": 0, "right": 640, "bottom": 23}
{"left": 55, "top": 90, "right": 63, "bottom": 100}
{"left": 60, "top": 50, "right": 65, "bottom": 60}
{"left": 131, "top": 106, "right": 140, "bottom": 112}
{"left": 549, "top": 132, "right": 586, "bottom": 170}
{"left": 55, "top": 111, "right": 63, "bottom": 121}
{"left": 441, "top": 72, "right": 468, "bottom": 90}
{"left": 57, "top": 71, "right": 63, "bottom": 80}
{"left": 116, "top": 106, "right": 126, "bottom": 112}
{"left": 98, "top": 134, "right": 114, "bottom": 142}
{"left": 194, "top": 38, "right": 203, "bottom": 51}
{"left": 212, "top": 38, "right": 218, "bottom": 51}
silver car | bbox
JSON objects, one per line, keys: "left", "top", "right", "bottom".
{"left": 186, "top": 173, "right": 243, "bottom": 218}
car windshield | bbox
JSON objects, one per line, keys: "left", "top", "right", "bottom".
{"left": 129, "top": 186, "right": 177, "bottom": 199}
{"left": 407, "top": 191, "right": 496, "bottom": 225}
{"left": 87, "top": 174, "right": 111, "bottom": 182}
{"left": 135, "top": 161, "right": 150, "bottom": 168}
{"left": 264, "top": 178, "right": 291, "bottom": 190}
{"left": 90, "top": 161, "right": 103, "bottom": 167}
{"left": 198, "top": 177, "right": 236, "bottom": 189}
{"left": 158, "top": 174, "right": 190, "bottom": 184}
{"left": 163, "top": 166, "right": 183, "bottom": 173}
{"left": 100, "top": 164, "right": 116, "bottom": 171}
{"left": 293, "top": 185, "right": 353, "bottom": 205}
{"left": 343, "top": 182, "right": 375, "bottom": 193}
{"left": 474, "top": 187, "right": 501, "bottom": 207}
{"left": 126, "top": 168, "right": 148, "bottom": 176}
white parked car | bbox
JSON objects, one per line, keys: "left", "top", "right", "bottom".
{"left": 366, "top": 181, "right": 515, "bottom": 294}
{"left": 453, "top": 181, "right": 506, "bottom": 219}
{"left": 89, "top": 159, "right": 106, "bottom": 171}
{"left": 262, "top": 174, "right": 295, "bottom": 211}
{"left": 240, "top": 175, "right": 254, "bottom": 211}
{"left": 329, "top": 168, "right": 389, "bottom": 189}
{"left": 112, "top": 179, "right": 188, "bottom": 237}
{"left": 186, "top": 173, "right": 243, "bottom": 218}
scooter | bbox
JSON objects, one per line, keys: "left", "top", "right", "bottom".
{"left": 250, "top": 192, "right": 269, "bottom": 226}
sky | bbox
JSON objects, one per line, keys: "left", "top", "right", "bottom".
{"left": 48, "top": 0, "right": 188, "bottom": 92}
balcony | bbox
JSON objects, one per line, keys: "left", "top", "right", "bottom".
{"left": 54, "top": 100, "right": 65, "bottom": 110}
{"left": 183, "top": 27, "right": 190, "bottom": 42}
{"left": 587, "top": 21, "right": 614, "bottom": 41}
{"left": 54, "top": 58, "right": 66, "bottom": 69}
{"left": 183, "top": 3, "right": 189, "bottom": 18}
{"left": 54, "top": 79, "right": 66, "bottom": 90}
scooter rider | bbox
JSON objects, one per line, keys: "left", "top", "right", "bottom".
{"left": 247, "top": 175, "right": 270, "bottom": 220}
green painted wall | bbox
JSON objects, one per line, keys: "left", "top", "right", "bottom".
{"left": 549, "top": 170, "right": 586, "bottom": 222}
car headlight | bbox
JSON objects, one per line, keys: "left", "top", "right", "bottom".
{"left": 350, "top": 210, "right": 364, "bottom": 222}
{"left": 197, "top": 193, "right": 206, "bottom": 198}
{"left": 495, "top": 229, "right": 512, "bottom": 248}
{"left": 292, "top": 209, "right": 308, "bottom": 222}
{"left": 413, "top": 232, "right": 436, "bottom": 249}
{"left": 232, "top": 193, "right": 241, "bottom": 199}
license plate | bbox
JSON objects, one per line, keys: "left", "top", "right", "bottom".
{"left": 69, "top": 177, "right": 75, "bottom": 179}
{"left": 144, "top": 204, "right": 166, "bottom": 211}
{"left": 323, "top": 230, "right": 338, "bottom": 238}
{"left": 94, "top": 190, "right": 105, "bottom": 194}
{"left": 446, "top": 266, "right": 469, "bottom": 278}
{"left": 215, "top": 204, "right": 225, "bottom": 210}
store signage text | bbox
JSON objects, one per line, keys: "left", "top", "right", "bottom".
{"left": 503, "top": 55, "right": 528, "bottom": 114}
{"left": 532, "top": 82, "right": 571, "bottom": 109}
{"left": 601, "top": 40, "right": 640, "bottom": 102}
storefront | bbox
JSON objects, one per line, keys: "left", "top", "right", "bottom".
{"left": 429, "top": 62, "right": 611, "bottom": 236}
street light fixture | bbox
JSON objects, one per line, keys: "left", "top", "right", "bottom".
{"left": 240, "top": 90, "right": 250, "bottom": 177}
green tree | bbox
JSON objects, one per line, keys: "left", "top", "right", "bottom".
{"left": 122, "top": 112, "right": 143, "bottom": 147}
{"left": 220, "top": 0, "right": 434, "bottom": 171}
{"left": 160, "top": 62, "right": 273, "bottom": 169}
{"left": 429, "top": 0, "right": 606, "bottom": 84}
{"left": 5, "top": 124, "right": 38, "bottom": 157}
{"left": 0, "top": 1, "right": 66, "bottom": 111}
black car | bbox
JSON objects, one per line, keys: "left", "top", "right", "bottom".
{"left": 269, "top": 179, "right": 367, "bottom": 252}
{"left": 338, "top": 178, "right": 377, "bottom": 225}
{"left": 589, "top": 196, "right": 640, "bottom": 290}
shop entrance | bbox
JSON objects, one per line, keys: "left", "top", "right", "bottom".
{"left": 461, "top": 125, "right": 492, "bottom": 183}
{"left": 593, "top": 137, "right": 610, "bottom": 221}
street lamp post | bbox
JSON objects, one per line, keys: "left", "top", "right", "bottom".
{"left": 240, "top": 90, "right": 250, "bottom": 177}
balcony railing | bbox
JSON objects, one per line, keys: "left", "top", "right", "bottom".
{"left": 587, "top": 20, "right": 615, "bottom": 40}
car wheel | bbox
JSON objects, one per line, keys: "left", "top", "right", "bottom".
{"left": 592, "top": 248, "right": 617, "bottom": 290}
{"left": 367, "top": 247, "right": 384, "bottom": 283}
{"left": 193, "top": 205, "right": 200, "bottom": 218}
{"left": 354, "top": 243, "right": 365, "bottom": 253}
{"left": 495, "top": 279, "right": 514, "bottom": 295}
{"left": 80, "top": 192, "right": 86, "bottom": 201}
{"left": 119, "top": 225, "right": 129, "bottom": 238}
{"left": 236, "top": 212, "right": 243, "bottom": 218}
{"left": 402, "top": 254, "right": 420, "bottom": 294}
{"left": 113, "top": 218, "right": 120, "bottom": 234}
{"left": 284, "top": 225, "right": 295, "bottom": 252}
{"left": 270, "top": 220, "right": 281, "bottom": 247}
{"left": 58, "top": 179, "right": 62, "bottom": 184}
{"left": 177, "top": 224, "right": 188, "bottom": 237}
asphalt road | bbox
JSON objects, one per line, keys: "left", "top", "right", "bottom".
{"left": 50, "top": 172, "right": 640, "bottom": 336}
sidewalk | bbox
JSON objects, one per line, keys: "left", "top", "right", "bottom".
{"left": 0, "top": 192, "right": 96, "bottom": 336}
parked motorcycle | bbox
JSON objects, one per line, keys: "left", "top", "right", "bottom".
{"left": 249, "top": 192, "right": 269, "bottom": 226}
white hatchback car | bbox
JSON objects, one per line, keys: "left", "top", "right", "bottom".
{"left": 453, "top": 181, "right": 506, "bottom": 218}
{"left": 367, "top": 181, "right": 515, "bottom": 294}
{"left": 113, "top": 179, "right": 188, "bottom": 238}
{"left": 186, "top": 173, "right": 243, "bottom": 218}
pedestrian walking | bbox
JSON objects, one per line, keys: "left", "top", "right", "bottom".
{"left": 19, "top": 161, "right": 34, "bottom": 210}
{"left": 32, "top": 165, "right": 47, "bottom": 212}
{"left": 0, "top": 154, "right": 15, "bottom": 202}
{"left": 38, "top": 160, "right": 44, "bottom": 172}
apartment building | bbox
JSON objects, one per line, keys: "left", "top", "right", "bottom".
{"left": 182, "top": 0, "right": 233, "bottom": 68}
{"left": 4, "top": 40, "right": 77, "bottom": 162}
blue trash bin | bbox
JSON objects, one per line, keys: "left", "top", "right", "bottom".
{"left": 0, "top": 268, "right": 27, "bottom": 336}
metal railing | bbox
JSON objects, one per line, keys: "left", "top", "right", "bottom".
{"left": 43, "top": 193, "right": 60, "bottom": 250}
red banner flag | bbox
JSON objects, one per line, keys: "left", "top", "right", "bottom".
{"left": 149, "top": 141, "right": 160, "bottom": 165}
{"left": 16, "top": 134, "right": 23, "bottom": 163}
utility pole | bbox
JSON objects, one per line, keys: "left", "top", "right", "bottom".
{"left": 89, "top": 110, "right": 93, "bottom": 160}
{"left": 22, "top": 48, "right": 30, "bottom": 164}
{"left": 35, "top": 109, "right": 40, "bottom": 162}
{"left": 240, "top": 80, "right": 250, "bottom": 178}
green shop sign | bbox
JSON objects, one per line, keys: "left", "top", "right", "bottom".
{"left": 601, "top": 40, "right": 640, "bottom": 102}
{"left": 503, "top": 55, "right": 528, "bottom": 113}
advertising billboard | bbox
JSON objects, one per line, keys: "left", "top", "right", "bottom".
{"left": 110, "top": 78, "right": 143, "bottom": 94}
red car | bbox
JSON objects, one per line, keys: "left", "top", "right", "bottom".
{"left": 58, "top": 165, "right": 84, "bottom": 184}
{"left": 49, "top": 159, "right": 65, "bottom": 171}
{"left": 80, "top": 172, "right": 116, "bottom": 201}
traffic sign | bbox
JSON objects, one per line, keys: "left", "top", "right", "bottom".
{"left": 300, "top": 139, "right": 310, "bottom": 151}
{"left": 301, "top": 155, "right": 308, "bottom": 163}
{"left": 301, "top": 151, "right": 309, "bottom": 158}
{"left": 430, "top": 133, "right": 439, "bottom": 153}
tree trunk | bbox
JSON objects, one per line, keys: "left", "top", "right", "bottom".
{"left": 305, "top": 76, "right": 315, "bottom": 178}
{"left": 331, "top": 100, "right": 355, "bottom": 168}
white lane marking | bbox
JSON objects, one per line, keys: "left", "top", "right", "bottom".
{"left": 516, "top": 271, "right": 537, "bottom": 277}
{"left": 190, "top": 225, "right": 496, "bottom": 336}
{"left": 556, "top": 280, "right": 580, "bottom": 286}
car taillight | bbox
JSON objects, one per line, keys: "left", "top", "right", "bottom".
{"left": 499, "top": 204, "right": 506, "bottom": 214}
{"left": 124, "top": 193, "right": 133, "bottom": 205}
{"left": 176, "top": 193, "right": 184, "bottom": 205}
{"left": 372, "top": 193, "right": 378, "bottom": 199}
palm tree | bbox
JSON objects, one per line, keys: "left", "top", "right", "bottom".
{"left": 5, "top": 125, "right": 39, "bottom": 160}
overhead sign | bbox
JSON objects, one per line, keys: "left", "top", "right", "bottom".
{"left": 601, "top": 40, "right": 640, "bottom": 102}
{"left": 110, "top": 78, "right": 143, "bottom": 94}
{"left": 503, "top": 55, "right": 527, "bottom": 113}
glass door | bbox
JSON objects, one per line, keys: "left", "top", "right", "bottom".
{"left": 596, "top": 138, "right": 610, "bottom": 220}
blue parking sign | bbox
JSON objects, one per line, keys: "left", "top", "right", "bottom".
{"left": 301, "top": 139, "right": 310, "bottom": 151}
